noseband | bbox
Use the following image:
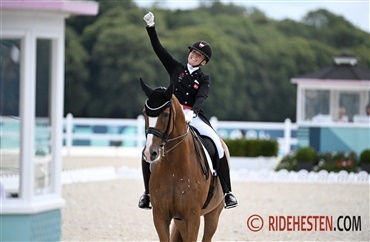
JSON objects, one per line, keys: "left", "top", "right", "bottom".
{"left": 145, "top": 100, "right": 173, "bottom": 146}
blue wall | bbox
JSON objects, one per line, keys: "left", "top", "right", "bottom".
{"left": 0, "top": 209, "right": 61, "bottom": 241}
{"left": 298, "top": 126, "right": 370, "bottom": 155}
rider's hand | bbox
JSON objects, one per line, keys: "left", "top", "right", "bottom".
{"left": 185, "top": 110, "right": 196, "bottom": 124}
{"left": 143, "top": 11, "right": 155, "bottom": 27}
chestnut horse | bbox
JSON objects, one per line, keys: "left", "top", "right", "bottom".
{"left": 140, "top": 78, "right": 228, "bottom": 242}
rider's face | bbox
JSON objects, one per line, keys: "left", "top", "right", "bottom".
{"left": 188, "top": 50, "right": 206, "bottom": 67}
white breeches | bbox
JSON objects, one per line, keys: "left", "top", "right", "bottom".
{"left": 183, "top": 109, "right": 224, "bottom": 158}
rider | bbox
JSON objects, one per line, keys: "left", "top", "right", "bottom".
{"left": 139, "top": 11, "right": 238, "bottom": 209}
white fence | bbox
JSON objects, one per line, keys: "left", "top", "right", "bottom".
{"left": 2, "top": 167, "right": 368, "bottom": 190}
{"left": 63, "top": 113, "right": 297, "bottom": 156}
{"left": 63, "top": 113, "right": 145, "bottom": 155}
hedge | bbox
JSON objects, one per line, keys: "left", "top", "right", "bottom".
{"left": 224, "top": 139, "right": 278, "bottom": 157}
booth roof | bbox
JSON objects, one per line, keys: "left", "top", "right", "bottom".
{"left": 0, "top": 0, "right": 98, "bottom": 16}
{"left": 292, "top": 53, "right": 370, "bottom": 81}
{"left": 295, "top": 64, "right": 370, "bottom": 81}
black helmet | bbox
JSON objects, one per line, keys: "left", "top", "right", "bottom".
{"left": 188, "top": 41, "right": 212, "bottom": 63}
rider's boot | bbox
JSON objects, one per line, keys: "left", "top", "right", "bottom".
{"left": 218, "top": 153, "right": 238, "bottom": 209}
{"left": 138, "top": 158, "right": 151, "bottom": 209}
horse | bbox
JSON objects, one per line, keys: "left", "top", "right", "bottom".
{"left": 140, "top": 78, "right": 230, "bottom": 242}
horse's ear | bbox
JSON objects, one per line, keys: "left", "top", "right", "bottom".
{"left": 140, "top": 78, "right": 153, "bottom": 97}
{"left": 165, "top": 82, "right": 174, "bottom": 100}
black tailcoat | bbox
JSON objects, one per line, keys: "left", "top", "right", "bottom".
{"left": 146, "top": 26, "right": 210, "bottom": 119}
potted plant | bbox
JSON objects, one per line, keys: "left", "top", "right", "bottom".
{"left": 316, "top": 151, "right": 358, "bottom": 172}
{"left": 295, "top": 146, "right": 316, "bottom": 171}
{"left": 359, "top": 149, "right": 370, "bottom": 173}
{"left": 275, "top": 153, "right": 296, "bottom": 171}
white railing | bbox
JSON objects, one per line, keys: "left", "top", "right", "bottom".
{"left": 0, "top": 114, "right": 297, "bottom": 156}
{"left": 63, "top": 113, "right": 146, "bottom": 155}
{"left": 63, "top": 113, "right": 297, "bottom": 156}
{"left": 210, "top": 117, "right": 297, "bottom": 155}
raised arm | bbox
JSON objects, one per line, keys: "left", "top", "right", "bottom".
{"left": 143, "top": 12, "right": 179, "bottom": 76}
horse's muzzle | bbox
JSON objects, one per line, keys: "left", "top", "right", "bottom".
{"left": 143, "top": 146, "right": 161, "bottom": 163}
{"left": 150, "top": 150, "right": 158, "bottom": 161}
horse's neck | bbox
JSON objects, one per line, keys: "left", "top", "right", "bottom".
{"left": 164, "top": 126, "right": 197, "bottom": 167}
{"left": 170, "top": 103, "right": 188, "bottom": 138}
{"left": 163, "top": 103, "right": 196, "bottom": 166}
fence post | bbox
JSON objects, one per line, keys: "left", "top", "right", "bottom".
{"left": 137, "top": 115, "right": 145, "bottom": 150}
{"left": 66, "top": 113, "right": 73, "bottom": 156}
{"left": 283, "top": 118, "right": 292, "bottom": 155}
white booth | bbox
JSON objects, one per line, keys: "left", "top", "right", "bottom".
{"left": 290, "top": 53, "right": 370, "bottom": 155}
{"left": 0, "top": 1, "right": 98, "bottom": 241}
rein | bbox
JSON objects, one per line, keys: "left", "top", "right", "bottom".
{"left": 161, "top": 126, "right": 189, "bottom": 157}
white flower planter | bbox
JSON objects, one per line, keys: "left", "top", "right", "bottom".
{"left": 230, "top": 156, "right": 280, "bottom": 171}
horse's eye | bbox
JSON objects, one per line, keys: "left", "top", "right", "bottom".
{"left": 163, "top": 112, "right": 169, "bottom": 118}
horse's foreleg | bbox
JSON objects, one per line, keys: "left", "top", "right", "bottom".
{"left": 202, "top": 202, "right": 224, "bottom": 242}
{"left": 153, "top": 210, "right": 171, "bottom": 241}
{"left": 173, "top": 216, "right": 201, "bottom": 242}
{"left": 170, "top": 222, "right": 182, "bottom": 242}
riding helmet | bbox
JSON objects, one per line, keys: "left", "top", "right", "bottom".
{"left": 188, "top": 41, "right": 212, "bottom": 63}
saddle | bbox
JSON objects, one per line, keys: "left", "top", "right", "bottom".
{"left": 189, "top": 126, "right": 219, "bottom": 210}
{"left": 189, "top": 126, "right": 218, "bottom": 174}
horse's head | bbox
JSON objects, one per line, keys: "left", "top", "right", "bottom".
{"left": 140, "top": 78, "right": 184, "bottom": 163}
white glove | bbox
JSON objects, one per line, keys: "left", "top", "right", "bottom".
{"left": 185, "top": 110, "right": 196, "bottom": 123}
{"left": 143, "top": 11, "right": 155, "bottom": 27}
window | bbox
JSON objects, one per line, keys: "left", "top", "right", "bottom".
{"left": 0, "top": 39, "right": 21, "bottom": 198}
{"left": 304, "top": 90, "right": 330, "bottom": 121}
{"left": 339, "top": 92, "right": 360, "bottom": 122}
{"left": 34, "top": 39, "right": 53, "bottom": 195}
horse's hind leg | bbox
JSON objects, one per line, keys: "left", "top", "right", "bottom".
{"left": 202, "top": 203, "right": 223, "bottom": 242}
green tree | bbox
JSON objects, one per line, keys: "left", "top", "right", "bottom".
{"left": 64, "top": 1, "right": 370, "bottom": 122}
{"left": 64, "top": 27, "right": 90, "bottom": 116}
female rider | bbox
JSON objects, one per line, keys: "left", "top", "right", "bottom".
{"left": 139, "top": 11, "right": 238, "bottom": 209}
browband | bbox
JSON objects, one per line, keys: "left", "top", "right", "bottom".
{"left": 145, "top": 100, "right": 171, "bottom": 117}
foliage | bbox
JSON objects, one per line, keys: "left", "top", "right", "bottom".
{"left": 315, "top": 151, "right": 358, "bottom": 172}
{"left": 276, "top": 149, "right": 359, "bottom": 172}
{"left": 275, "top": 153, "right": 296, "bottom": 171}
{"left": 224, "top": 139, "right": 278, "bottom": 157}
{"left": 295, "top": 146, "right": 316, "bottom": 162}
{"left": 359, "top": 149, "right": 370, "bottom": 164}
{"left": 64, "top": 1, "right": 370, "bottom": 120}
{"left": 64, "top": 27, "right": 90, "bottom": 116}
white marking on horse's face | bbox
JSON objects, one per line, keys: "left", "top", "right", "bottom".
{"left": 143, "top": 117, "right": 158, "bottom": 162}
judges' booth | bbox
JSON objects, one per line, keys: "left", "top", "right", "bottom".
{"left": 291, "top": 53, "right": 370, "bottom": 156}
{"left": 0, "top": 1, "right": 98, "bottom": 241}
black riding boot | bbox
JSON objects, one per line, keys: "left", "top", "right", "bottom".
{"left": 218, "top": 154, "right": 238, "bottom": 209}
{"left": 138, "top": 158, "right": 151, "bottom": 209}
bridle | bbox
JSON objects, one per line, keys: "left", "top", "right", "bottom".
{"left": 145, "top": 99, "right": 189, "bottom": 157}
{"left": 143, "top": 95, "right": 208, "bottom": 180}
